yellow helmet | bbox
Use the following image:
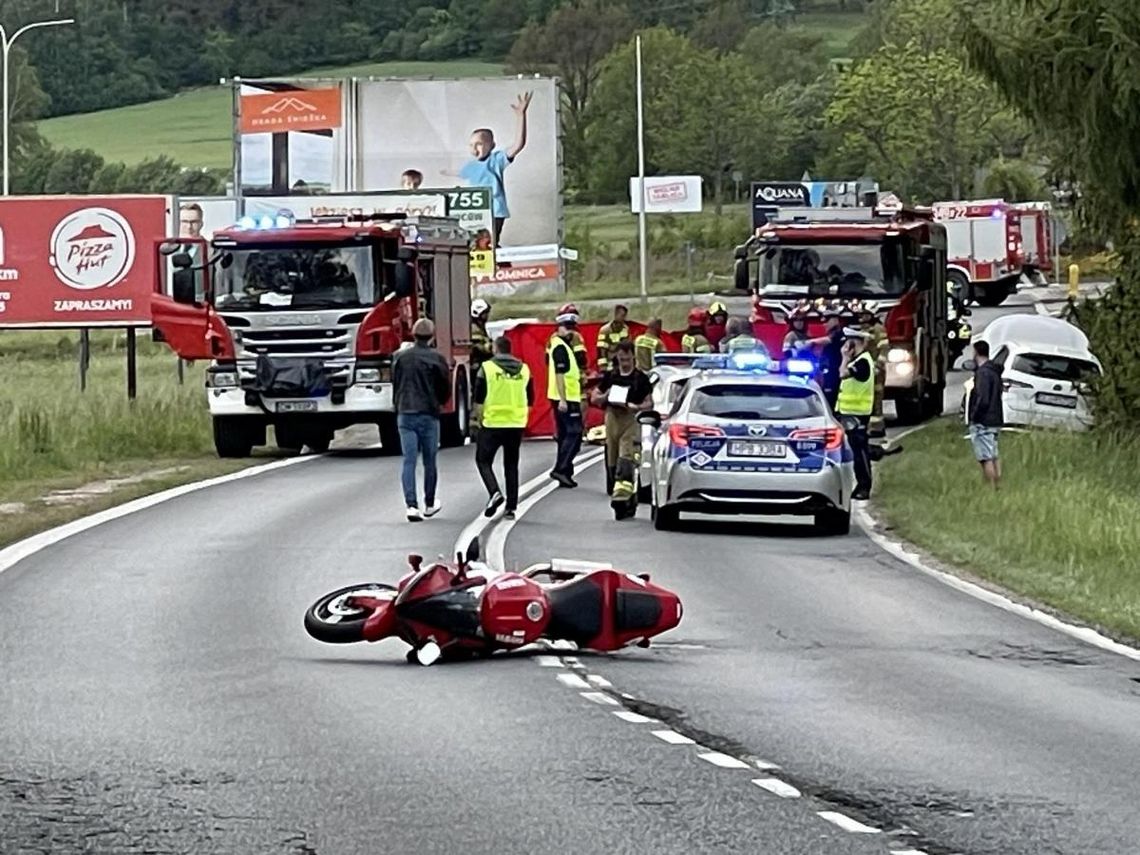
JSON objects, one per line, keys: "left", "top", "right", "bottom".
{"left": 708, "top": 300, "right": 727, "bottom": 316}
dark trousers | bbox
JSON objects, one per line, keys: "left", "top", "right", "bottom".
{"left": 551, "top": 401, "right": 583, "bottom": 477}
{"left": 476, "top": 427, "right": 523, "bottom": 509}
{"left": 842, "top": 414, "right": 872, "bottom": 493}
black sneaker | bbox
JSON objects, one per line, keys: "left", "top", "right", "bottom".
{"left": 484, "top": 491, "right": 505, "bottom": 517}
{"left": 504, "top": 509, "right": 517, "bottom": 520}
{"left": 851, "top": 489, "right": 870, "bottom": 501}
{"left": 550, "top": 472, "right": 575, "bottom": 488}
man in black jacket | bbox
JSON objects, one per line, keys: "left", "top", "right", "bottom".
{"left": 967, "top": 339, "right": 1004, "bottom": 489}
{"left": 393, "top": 318, "right": 452, "bottom": 520}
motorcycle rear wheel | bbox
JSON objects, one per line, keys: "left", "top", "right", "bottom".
{"left": 304, "top": 583, "right": 397, "bottom": 644}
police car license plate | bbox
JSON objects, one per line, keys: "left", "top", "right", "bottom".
{"left": 277, "top": 400, "right": 318, "bottom": 413}
{"left": 728, "top": 439, "right": 784, "bottom": 458}
{"left": 1035, "top": 392, "right": 1077, "bottom": 409}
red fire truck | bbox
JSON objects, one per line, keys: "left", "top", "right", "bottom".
{"left": 150, "top": 210, "right": 475, "bottom": 458}
{"left": 1011, "top": 200, "right": 1055, "bottom": 286}
{"left": 931, "top": 198, "right": 1026, "bottom": 307}
{"left": 734, "top": 205, "right": 949, "bottom": 424}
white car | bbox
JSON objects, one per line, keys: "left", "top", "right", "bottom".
{"left": 960, "top": 315, "right": 1101, "bottom": 431}
{"left": 638, "top": 358, "right": 701, "bottom": 500}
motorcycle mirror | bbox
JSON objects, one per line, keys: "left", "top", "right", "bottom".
{"left": 415, "top": 641, "right": 441, "bottom": 666}
{"left": 465, "top": 536, "right": 481, "bottom": 563}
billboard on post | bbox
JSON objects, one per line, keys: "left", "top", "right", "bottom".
{"left": 750, "top": 179, "right": 880, "bottom": 228}
{"left": 0, "top": 195, "right": 171, "bottom": 328}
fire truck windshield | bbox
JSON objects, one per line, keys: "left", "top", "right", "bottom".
{"left": 214, "top": 245, "right": 375, "bottom": 310}
{"left": 756, "top": 242, "right": 906, "bottom": 299}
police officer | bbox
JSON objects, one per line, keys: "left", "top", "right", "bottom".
{"left": 547, "top": 306, "right": 584, "bottom": 487}
{"left": 590, "top": 340, "right": 653, "bottom": 520}
{"left": 681, "top": 307, "right": 712, "bottom": 354}
{"left": 596, "top": 303, "right": 631, "bottom": 372}
{"left": 634, "top": 318, "right": 666, "bottom": 371}
{"left": 472, "top": 336, "right": 533, "bottom": 520}
{"left": 836, "top": 327, "right": 876, "bottom": 500}
{"left": 818, "top": 305, "right": 846, "bottom": 411}
{"left": 856, "top": 303, "right": 889, "bottom": 439}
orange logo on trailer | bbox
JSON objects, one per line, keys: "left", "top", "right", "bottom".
{"left": 240, "top": 87, "right": 342, "bottom": 134}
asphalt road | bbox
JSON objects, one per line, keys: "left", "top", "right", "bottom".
{"left": 1, "top": 286, "right": 1126, "bottom": 855}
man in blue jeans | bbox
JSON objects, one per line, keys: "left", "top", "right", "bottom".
{"left": 392, "top": 318, "right": 452, "bottom": 521}
{"left": 967, "top": 339, "right": 1004, "bottom": 489}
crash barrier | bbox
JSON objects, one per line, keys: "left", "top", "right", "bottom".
{"left": 500, "top": 321, "right": 684, "bottom": 438}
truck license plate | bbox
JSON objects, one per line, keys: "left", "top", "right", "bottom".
{"left": 277, "top": 401, "right": 318, "bottom": 413}
{"left": 728, "top": 439, "right": 784, "bottom": 458}
{"left": 1035, "top": 392, "right": 1077, "bottom": 409}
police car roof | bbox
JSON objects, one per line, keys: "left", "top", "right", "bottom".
{"left": 688, "top": 368, "right": 818, "bottom": 389}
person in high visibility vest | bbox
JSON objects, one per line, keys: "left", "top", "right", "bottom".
{"left": 634, "top": 318, "right": 666, "bottom": 371}
{"left": 720, "top": 317, "right": 768, "bottom": 355}
{"left": 590, "top": 340, "right": 653, "bottom": 520}
{"left": 547, "top": 306, "right": 585, "bottom": 487}
{"left": 472, "top": 335, "right": 534, "bottom": 519}
{"left": 596, "top": 303, "right": 630, "bottom": 372}
{"left": 681, "top": 307, "right": 712, "bottom": 354}
{"left": 855, "top": 304, "right": 889, "bottom": 440}
{"left": 836, "top": 326, "right": 876, "bottom": 500}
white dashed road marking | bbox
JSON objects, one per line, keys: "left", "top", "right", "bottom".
{"left": 612, "top": 710, "right": 656, "bottom": 724}
{"left": 752, "top": 778, "right": 801, "bottom": 799}
{"left": 579, "top": 691, "right": 620, "bottom": 706}
{"left": 697, "top": 751, "right": 751, "bottom": 770}
{"left": 817, "top": 811, "right": 881, "bottom": 834}
{"left": 651, "top": 729, "right": 696, "bottom": 745}
{"left": 555, "top": 673, "right": 591, "bottom": 690}
{"left": 535, "top": 655, "right": 564, "bottom": 667}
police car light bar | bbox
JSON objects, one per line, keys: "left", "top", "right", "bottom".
{"left": 691, "top": 352, "right": 817, "bottom": 376}
{"left": 653, "top": 352, "right": 704, "bottom": 366}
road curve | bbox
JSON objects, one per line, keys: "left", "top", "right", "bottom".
{"left": 1, "top": 443, "right": 886, "bottom": 855}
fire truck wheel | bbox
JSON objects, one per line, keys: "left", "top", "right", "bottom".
{"left": 304, "top": 429, "right": 334, "bottom": 454}
{"left": 440, "top": 371, "right": 470, "bottom": 448}
{"left": 213, "top": 416, "right": 255, "bottom": 458}
{"left": 274, "top": 423, "right": 304, "bottom": 453}
{"left": 948, "top": 270, "right": 972, "bottom": 305}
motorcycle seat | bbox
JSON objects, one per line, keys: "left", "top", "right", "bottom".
{"left": 545, "top": 577, "right": 604, "bottom": 645}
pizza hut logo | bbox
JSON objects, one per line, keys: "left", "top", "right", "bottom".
{"left": 49, "top": 208, "right": 135, "bottom": 292}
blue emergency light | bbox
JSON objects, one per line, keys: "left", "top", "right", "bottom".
{"left": 235, "top": 209, "right": 297, "bottom": 230}
{"left": 693, "top": 351, "right": 817, "bottom": 377}
{"left": 784, "top": 357, "right": 815, "bottom": 375}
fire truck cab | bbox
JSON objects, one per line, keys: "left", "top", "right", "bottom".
{"left": 931, "top": 198, "right": 1026, "bottom": 307}
{"left": 150, "top": 210, "right": 474, "bottom": 458}
{"left": 734, "top": 205, "right": 949, "bottom": 425}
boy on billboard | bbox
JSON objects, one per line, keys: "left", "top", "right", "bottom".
{"left": 442, "top": 91, "right": 532, "bottom": 247}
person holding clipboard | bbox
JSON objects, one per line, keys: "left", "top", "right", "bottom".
{"left": 590, "top": 340, "right": 654, "bottom": 520}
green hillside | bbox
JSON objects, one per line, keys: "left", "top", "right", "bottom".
{"left": 37, "top": 60, "right": 505, "bottom": 170}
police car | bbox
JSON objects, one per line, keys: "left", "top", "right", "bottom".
{"left": 639, "top": 352, "right": 855, "bottom": 535}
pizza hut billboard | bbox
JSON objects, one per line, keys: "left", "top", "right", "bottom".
{"left": 0, "top": 195, "right": 170, "bottom": 328}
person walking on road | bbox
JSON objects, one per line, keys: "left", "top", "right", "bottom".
{"left": 836, "top": 326, "right": 876, "bottom": 501}
{"left": 472, "top": 336, "right": 533, "bottom": 519}
{"left": 966, "top": 339, "right": 1004, "bottom": 490}
{"left": 634, "top": 318, "right": 666, "bottom": 371}
{"left": 590, "top": 341, "right": 653, "bottom": 520}
{"left": 547, "top": 307, "right": 584, "bottom": 488}
{"left": 392, "top": 318, "right": 452, "bottom": 521}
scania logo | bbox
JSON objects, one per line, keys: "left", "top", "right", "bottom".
{"left": 264, "top": 314, "right": 321, "bottom": 326}
{"left": 748, "top": 425, "right": 767, "bottom": 437}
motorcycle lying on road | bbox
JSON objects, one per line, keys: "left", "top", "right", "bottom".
{"left": 303, "top": 537, "right": 683, "bottom": 665}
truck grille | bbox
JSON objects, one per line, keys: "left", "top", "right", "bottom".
{"left": 217, "top": 312, "right": 364, "bottom": 385}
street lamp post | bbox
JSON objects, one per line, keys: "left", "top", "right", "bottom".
{"left": 0, "top": 17, "right": 74, "bottom": 196}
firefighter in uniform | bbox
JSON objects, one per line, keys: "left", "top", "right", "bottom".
{"left": 681, "top": 307, "right": 712, "bottom": 354}
{"left": 634, "top": 318, "right": 666, "bottom": 371}
{"left": 590, "top": 340, "right": 653, "bottom": 520}
{"left": 596, "top": 303, "right": 631, "bottom": 373}
{"left": 720, "top": 317, "right": 767, "bottom": 354}
{"left": 469, "top": 298, "right": 494, "bottom": 433}
{"left": 836, "top": 327, "right": 876, "bottom": 500}
{"left": 705, "top": 301, "right": 729, "bottom": 350}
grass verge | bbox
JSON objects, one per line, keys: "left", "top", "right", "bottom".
{"left": 873, "top": 418, "right": 1140, "bottom": 643}
{"left": 0, "top": 333, "right": 277, "bottom": 549}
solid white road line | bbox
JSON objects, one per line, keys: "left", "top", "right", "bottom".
{"left": 817, "top": 811, "right": 881, "bottom": 834}
{"left": 752, "top": 778, "right": 801, "bottom": 799}
{"left": 651, "top": 730, "right": 696, "bottom": 745}
{"left": 854, "top": 505, "right": 1140, "bottom": 663}
{"left": 0, "top": 454, "right": 320, "bottom": 577}
{"left": 612, "top": 710, "right": 656, "bottom": 724}
{"left": 485, "top": 451, "right": 606, "bottom": 571}
{"left": 696, "top": 751, "right": 751, "bottom": 770}
{"left": 452, "top": 447, "right": 604, "bottom": 566}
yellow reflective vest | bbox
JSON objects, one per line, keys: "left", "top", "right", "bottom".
{"left": 481, "top": 360, "right": 531, "bottom": 428}
{"left": 546, "top": 337, "right": 581, "bottom": 401}
{"left": 838, "top": 351, "right": 875, "bottom": 415}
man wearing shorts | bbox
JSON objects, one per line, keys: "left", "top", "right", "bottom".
{"left": 967, "top": 340, "right": 1004, "bottom": 488}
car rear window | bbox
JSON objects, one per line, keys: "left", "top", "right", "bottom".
{"left": 690, "top": 384, "right": 825, "bottom": 420}
{"left": 1011, "top": 352, "right": 1100, "bottom": 382}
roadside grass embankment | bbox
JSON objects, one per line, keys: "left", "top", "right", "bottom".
{"left": 0, "top": 331, "right": 272, "bottom": 548}
{"left": 874, "top": 418, "right": 1140, "bottom": 643}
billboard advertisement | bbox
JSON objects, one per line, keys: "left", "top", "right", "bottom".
{"left": 629, "top": 176, "right": 704, "bottom": 214}
{"left": 0, "top": 195, "right": 171, "bottom": 329}
{"left": 235, "top": 77, "right": 562, "bottom": 253}
{"left": 751, "top": 179, "right": 880, "bottom": 228}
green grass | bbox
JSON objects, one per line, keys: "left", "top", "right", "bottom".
{"left": 874, "top": 419, "right": 1140, "bottom": 643}
{"left": 37, "top": 59, "right": 504, "bottom": 169}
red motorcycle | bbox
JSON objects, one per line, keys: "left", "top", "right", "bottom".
{"left": 303, "top": 537, "right": 683, "bottom": 665}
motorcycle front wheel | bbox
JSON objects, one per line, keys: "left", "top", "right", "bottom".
{"left": 304, "top": 583, "right": 397, "bottom": 644}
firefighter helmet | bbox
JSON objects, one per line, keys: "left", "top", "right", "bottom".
{"left": 555, "top": 302, "right": 580, "bottom": 324}
{"left": 470, "top": 298, "right": 490, "bottom": 319}
{"left": 708, "top": 300, "right": 727, "bottom": 317}
{"left": 687, "top": 306, "right": 708, "bottom": 326}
